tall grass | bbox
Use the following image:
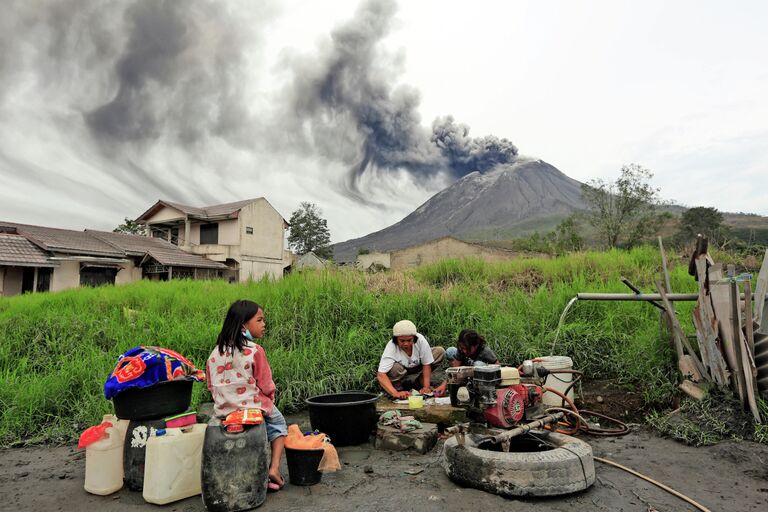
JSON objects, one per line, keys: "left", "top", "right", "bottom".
{"left": 0, "top": 246, "right": 694, "bottom": 445}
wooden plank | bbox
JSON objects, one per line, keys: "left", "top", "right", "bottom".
{"left": 658, "top": 236, "right": 673, "bottom": 295}
{"left": 730, "top": 275, "right": 761, "bottom": 423}
{"left": 679, "top": 380, "right": 706, "bottom": 400}
{"left": 754, "top": 249, "right": 768, "bottom": 331}
{"left": 693, "top": 257, "right": 730, "bottom": 386}
{"left": 710, "top": 264, "right": 747, "bottom": 402}
{"left": 657, "top": 281, "right": 707, "bottom": 382}
{"left": 745, "top": 280, "right": 755, "bottom": 358}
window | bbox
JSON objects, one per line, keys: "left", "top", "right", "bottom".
{"left": 246, "top": 226, "right": 253, "bottom": 234}
{"left": 80, "top": 267, "right": 117, "bottom": 287}
{"left": 200, "top": 223, "right": 219, "bottom": 245}
{"left": 36, "top": 268, "right": 52, "bottom": 292}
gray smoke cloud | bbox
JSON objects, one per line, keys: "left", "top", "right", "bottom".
{"left": 85, "top": 0, "right": 258, "bottom": 148}
{"left": 283, "top": 0, "right": 518, "bottom": 199}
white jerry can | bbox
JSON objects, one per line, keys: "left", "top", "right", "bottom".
{"left": 84, "top": 425, "right": 124, "bottom": 495}
{"left": 142, "top": 424, "right": 206, "bottom": 505}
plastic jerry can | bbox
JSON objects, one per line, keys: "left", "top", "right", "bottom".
{"left": 102, "top": 414, "right": 130, "bottom": 443}
{"left": 142, "top": 424, "right": 206, "bottom": 504}
{"left": 84, "top": 425, "right": 124, "bottom": 495}
{"left": 123, "top": 417, "right": 166, "bottom": 491}
{"left": 201, "top": 417, "right": 270, "bottom": 512}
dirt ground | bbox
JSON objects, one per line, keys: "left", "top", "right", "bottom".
{"left": 2, "top": 410, "right": 767, "bottom": 512}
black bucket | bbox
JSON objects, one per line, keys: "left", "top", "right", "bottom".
{"left": 305, "top": 391, "right": 379, "bottom": 446}
{"left": 285, "top": 447, "right": 324, "bottom": 486}
{"left": 113, "top": 379, "right": 193, "bottom": 420}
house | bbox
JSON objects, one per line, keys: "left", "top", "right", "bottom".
{"left": 354, "top": 236, "right": 524, "bottom": 271}
{"left": 135, "top": 198, "right": 289, "bottom": 281}
{"left": 295, "top": 251, "right": 327, "bottom": 270}
{"left": 356, "top": 251, "right": 391, "bottom": 271}
{"left": 0, "top": 222, "right": 227, "bottom": 296}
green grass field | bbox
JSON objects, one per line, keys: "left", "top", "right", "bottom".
{"left": 0, "top": 246, "right": 703, "bottom": 445}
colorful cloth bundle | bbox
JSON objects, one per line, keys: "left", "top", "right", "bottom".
{"left": 223, "top": 408, "right": 264, "bottom": 426}
{"left": 104, "top": 346, "right": 205, "bottom": 400}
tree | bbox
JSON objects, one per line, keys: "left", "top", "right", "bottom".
{"left": 553, "top": 214, "right": 584, "bottom": 253}
{"left": 287, "top": 202, "right": 332, "bottom": 259}
{"left": 581, "top": 164, "right": 667, "bottom": 248}
{"left": 676, "top": 206, "right": 729, "bottom": 247}
{"left": 114, "top": 217, "right": 147, "bottom": 236}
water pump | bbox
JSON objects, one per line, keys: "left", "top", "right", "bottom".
{"left": 446, "top": 365, "right": 545, "bottom": 428}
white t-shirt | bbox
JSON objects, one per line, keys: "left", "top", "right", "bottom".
{"left": 377, "top": 333, "right": 435, "bottom": 373}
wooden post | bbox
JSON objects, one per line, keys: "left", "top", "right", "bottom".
{"left": 657, "top": 281, "right": 708, "bottom": 382}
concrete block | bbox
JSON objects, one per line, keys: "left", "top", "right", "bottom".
{"left": 376, "top": 401, "right": 466, "bottom": 425}
{"left": 375, "top": 423, "right": 438, "bottom": 454}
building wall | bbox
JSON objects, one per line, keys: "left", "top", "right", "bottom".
{"left": 189, "top": 218, "right": 239, "bottom": 246}
{"left": 144, "top": 205, "right": 185, "bottom": 223}
{"left": 116, "top": 260, "right": 143, "bottom": 285}
{"left": 239, "top": 200, "right": 284, "bottom": 260}
{"left": 239, "top": 259, "right": 283, "bottom": 281}
{"left": 51, "top": 261, "right": 81, "bottom": 291}
{"left": 390, "top": 237, "right": 518, "bottom": 271}
{"left": 1, "top": 267, "right": 23, "bottom": 296}
{"left": 356, "top": 252, "right": 391, "bottom": 270}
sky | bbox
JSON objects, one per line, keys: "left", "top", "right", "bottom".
{"left": 1, "top": 0, "right": 766, "bottom": 244}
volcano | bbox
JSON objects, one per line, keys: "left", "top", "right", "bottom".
{"left": 333, "top": 157, "right": 587, "bottom": 262}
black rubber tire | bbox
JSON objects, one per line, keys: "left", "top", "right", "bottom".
{"left": 441, "top": 430, "right": 595, "bottom": 497}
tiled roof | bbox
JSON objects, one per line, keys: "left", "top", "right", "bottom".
{"left": 0, "top": 221, "right": 124, "bottom": 257}
{"left": 144, "top": 246, "right": 229, "bottom": 269}
{"left": 0, "top": 233, "right": 52, "bottom": 267}
{"left": 139, "top": 198, "right": 261, "bottom": 222}
{"left": 87, "top": 230, "right": 228, "bottom": 269}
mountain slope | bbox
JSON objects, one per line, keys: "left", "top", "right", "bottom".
{"left": 333, "top": 158, "right": 587, "bottom": 262}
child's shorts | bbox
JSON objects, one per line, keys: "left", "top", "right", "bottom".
{"left": 265, "top": 405, "right": 288, "bottom": 442}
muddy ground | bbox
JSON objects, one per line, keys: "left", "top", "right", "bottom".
{"left": 2, "top": 411, "right": 767, "bottom": 512}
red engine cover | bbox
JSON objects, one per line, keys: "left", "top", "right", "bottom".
{"left": 484, "top": 387, "right": 525, "bottom": 428}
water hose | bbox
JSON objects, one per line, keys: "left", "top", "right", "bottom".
{"left": 594, "top": 456, "right": 712, "bottom": 512}
{"left": 543, "top": 386, "right": 629, "bottom": 436}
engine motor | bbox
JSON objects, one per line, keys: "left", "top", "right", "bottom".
{"left": 447, "top": 365, "right": 545, "bottom": 428}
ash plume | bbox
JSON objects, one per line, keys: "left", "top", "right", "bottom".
{"left": 284, "top": 0, "right": 518, "bottom": 199}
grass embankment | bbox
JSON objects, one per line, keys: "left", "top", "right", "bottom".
{"left": 0, "top": 246, "right": 695, "bottom": 445}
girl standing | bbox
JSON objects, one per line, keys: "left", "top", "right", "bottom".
{"left": 207, "top": 300, "right": 287, "bottom": 490}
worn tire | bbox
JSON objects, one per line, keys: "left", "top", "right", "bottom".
{"left": 441, "top": 430, "right": 595, "bottom": 497}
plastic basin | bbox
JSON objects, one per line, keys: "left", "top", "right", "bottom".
{"left": 305, "top": 391, "right": 379, "bottom": 446}
{"left": 113, "top": 379, "right": 193, "bottom": 420}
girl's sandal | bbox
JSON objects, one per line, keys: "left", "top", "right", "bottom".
{"left": 267, "top": 481, "right": 281, "bottom": 492}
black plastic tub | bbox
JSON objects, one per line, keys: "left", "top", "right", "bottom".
{"left": 305, "top": 391, "right": 380, "bottom": 446}
{"left": 113, "top": 379, "right": 193, "bottom": 420}
{"left": 285, "top": 447, "right": 324, "bottom": 486}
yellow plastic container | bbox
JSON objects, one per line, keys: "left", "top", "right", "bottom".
{"left": 408, "top": 395, "right": 424, "bottom": 409}
{"left": 142, "top": 424, "right": 206, "bottom": 505}
{"left": 84, "top": 425, "right": 124, "bottom": 495}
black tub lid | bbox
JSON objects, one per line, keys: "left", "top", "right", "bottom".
{"left": 305, "top": 391, "right": 381, "bottom": 407}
